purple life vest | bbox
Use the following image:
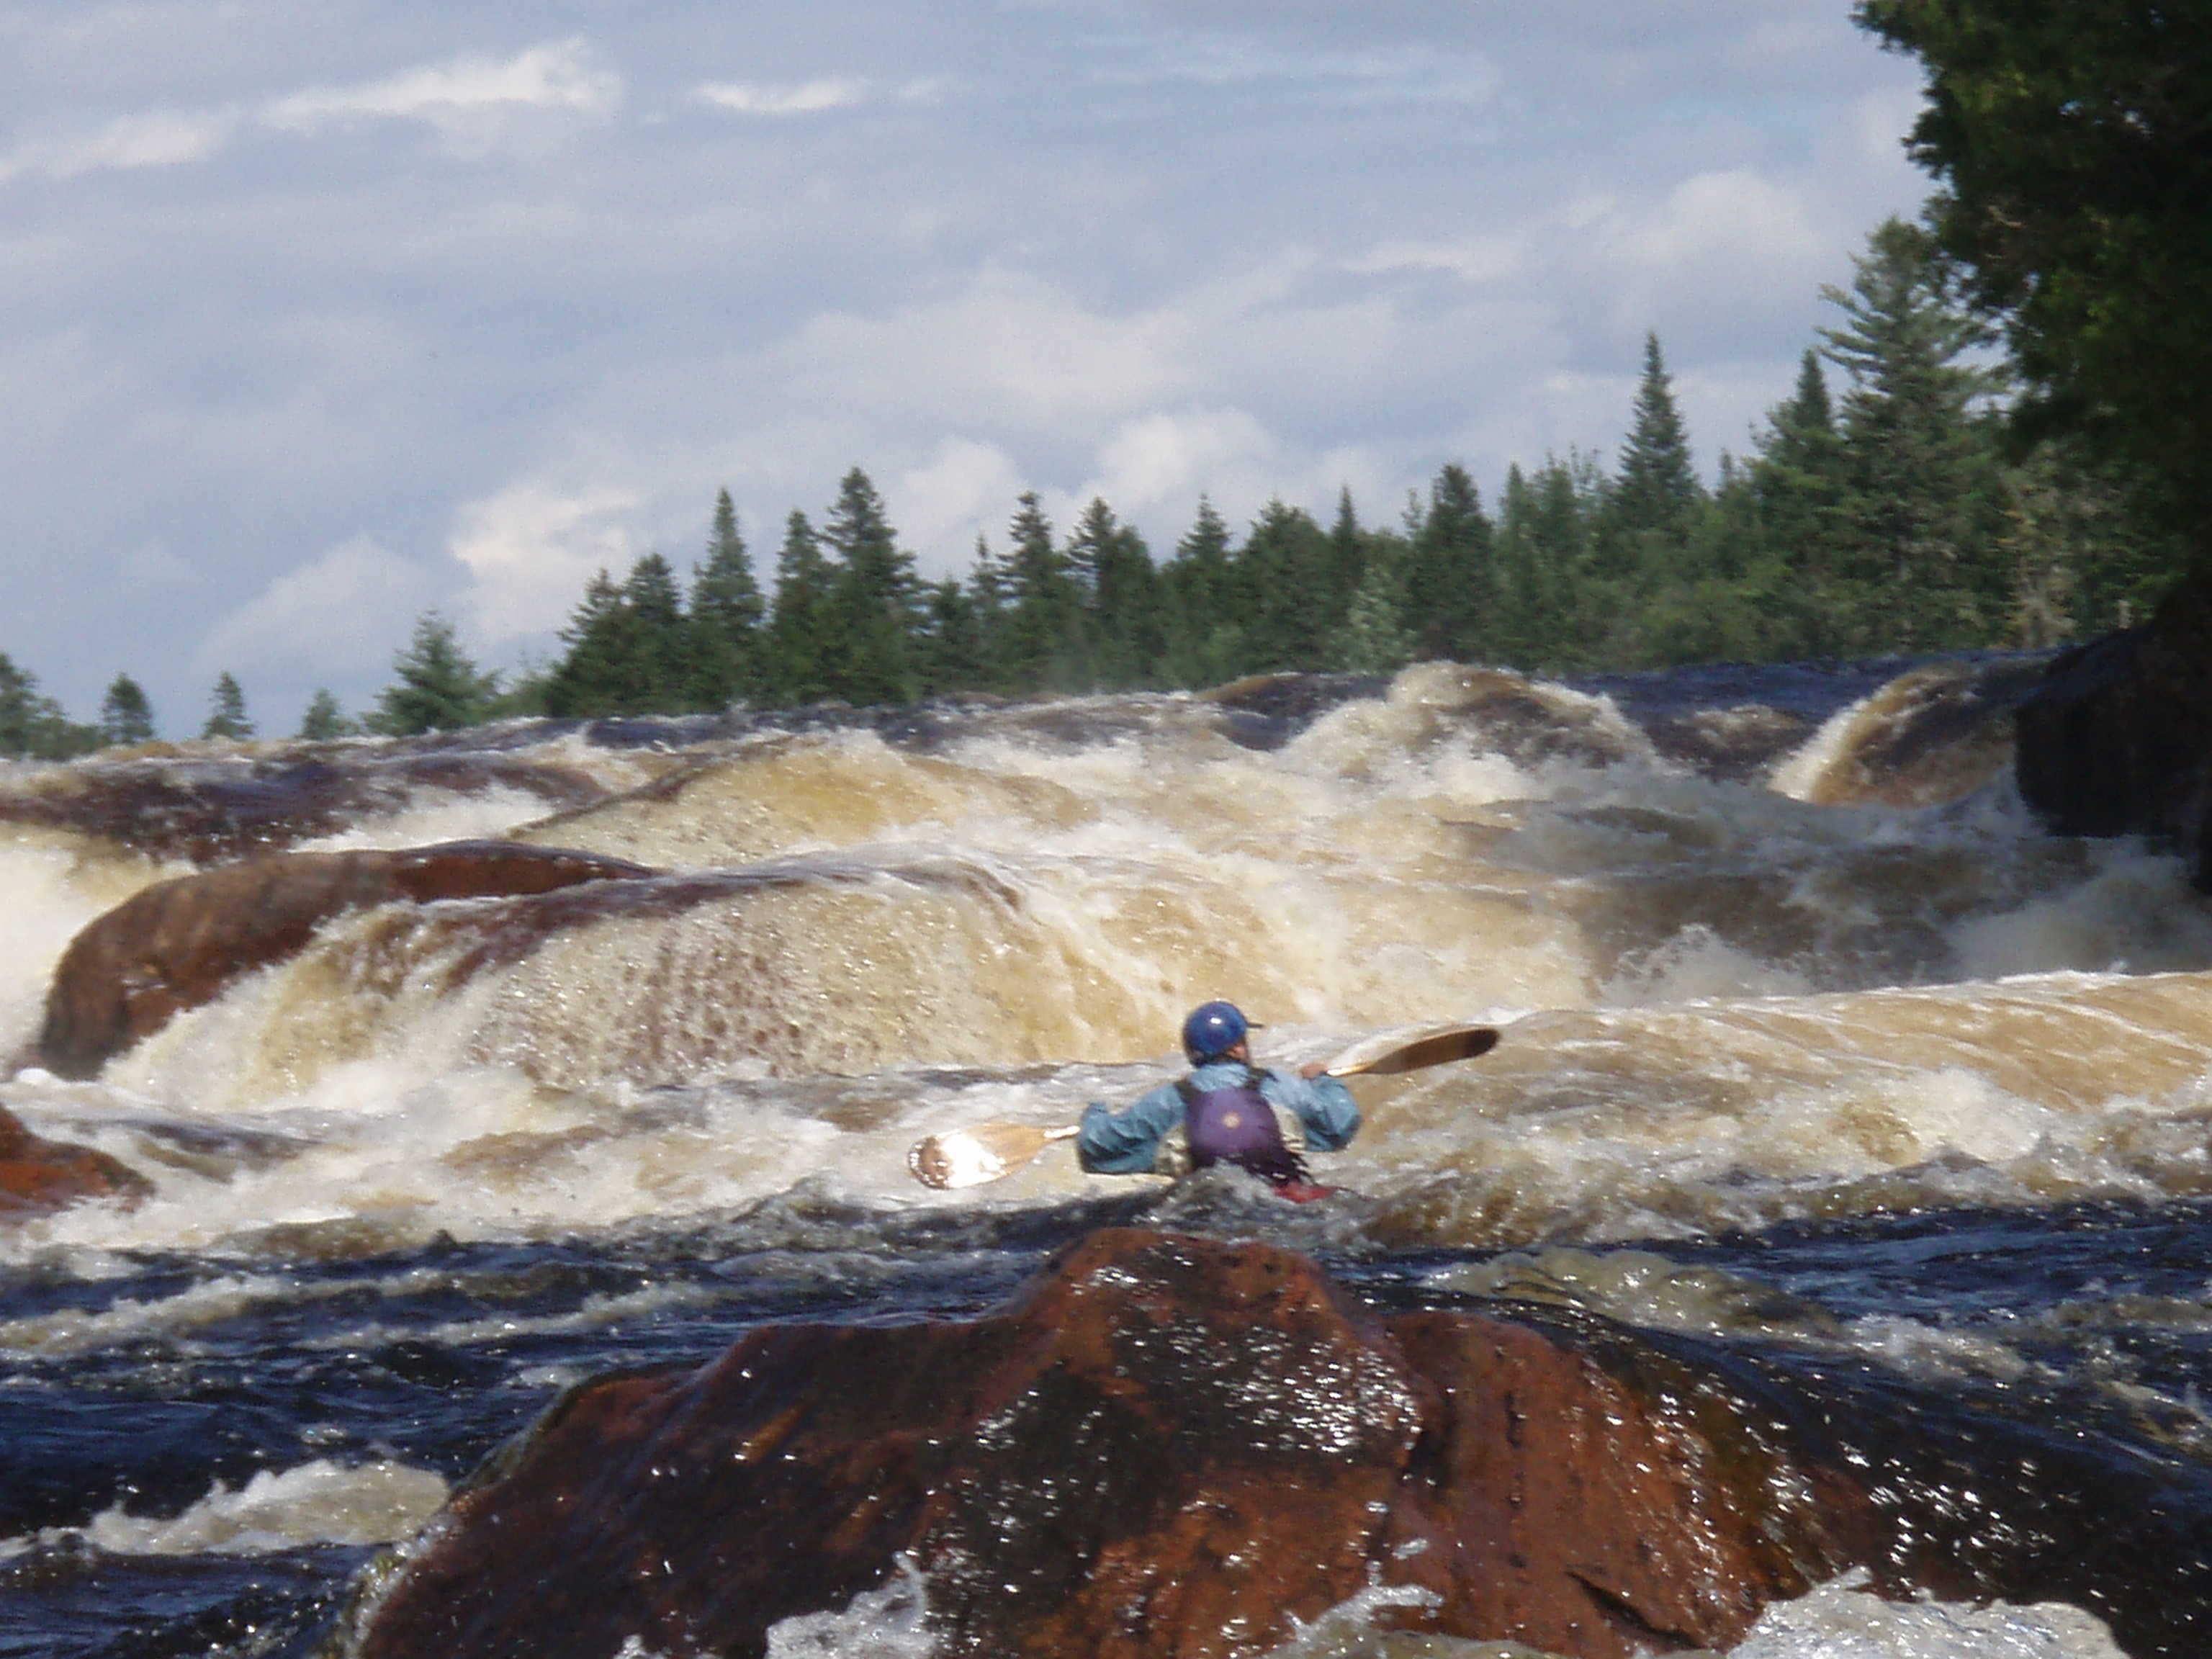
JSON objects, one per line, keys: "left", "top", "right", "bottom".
{"left": 1175, "top": 1072, "right": 1308, "bottom": 1187}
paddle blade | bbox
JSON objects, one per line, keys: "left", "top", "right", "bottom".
{"left": 1326, "top": 1024, "right": 1498, "bottom": 1078}
{"left": 907, "top": 1123, "right": 1075, "bottom": 1189}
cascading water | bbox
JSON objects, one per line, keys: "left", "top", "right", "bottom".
{"left": 0, "top": 655, "right": 2203, "bottom": 1658}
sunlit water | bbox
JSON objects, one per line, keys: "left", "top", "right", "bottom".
{"left": 0, "top": 656, "right": 2200, "bottom": 1658}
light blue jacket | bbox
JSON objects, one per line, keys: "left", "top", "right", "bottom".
{"left": 1077, "top": 1059, "right": 1361, "bottom": 1176}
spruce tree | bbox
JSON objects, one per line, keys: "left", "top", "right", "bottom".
{"left": 999, "top": 491, "right": 1086, "bottom": 691}
{"left": 97, "top": 675, "right": 156, "bottom": 746}
{"left": 1750, "top": 350, "right": 1856, "bottom": 655}
{"left": 299, "top": 688, "right": 356, "bottom": 739}
{"left": 764, "top": 511, "right": 836, "bottom": 707}
{"left": 374, "top": 613, "right": 499, "bottom": 734}
{"left": 201, "top": 673, "right": 253, "bottom": 742}
{"left": 1336, "top": 536, "right": 1416, "bottom": 674}
{"left": 1403, "top": 464, "right": 1496, "bottom": 660}
{"left": 0, "top": 655, "right": 63, "bottom": 757}
{"left": 1240, "top": 499, "right": 1336, "bottom": 672}
{"left": 621, "top": 553, "right": 690, "bottom": 710}
{"left": 542, "top": 572, "right": 647, "bottom": 717}
{"left": 1819, "top": 217, "right": 2006, "bottom": 648}
{"left": 820, "top": 468, "right": 920, "bottom": 705}
{"left": 1071, "top": 498, "right": 1163, "bottom": 691}
{"left": 1604, "top": 333, "right": 1704, "bottom": 576}
{"left": 1159, "top": 498, "right": 1242, "bottom": 688}
{"left": 689, "top": 489, "right": 765, "bottom": 709}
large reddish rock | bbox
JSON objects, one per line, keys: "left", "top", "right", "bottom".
{"left": 319, "top": 1228, "right": 2212, "bottom": 1659}
{"left": 36, "top": 841, "right": 651, "bottom": 1078}
{"left": 0, "top": 1105, "right": 149, "bottom": 1216}
{"left": 2015, "top": 571, "right": 2212, "bottom": 888}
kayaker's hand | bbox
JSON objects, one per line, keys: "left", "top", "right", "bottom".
{"left": 1298, "top": 1061, "right": 1329, "bottom": 1079}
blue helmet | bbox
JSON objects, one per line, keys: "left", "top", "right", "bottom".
{"left": 1181, "top": 1000, "right": 1258, "bottom": 1063}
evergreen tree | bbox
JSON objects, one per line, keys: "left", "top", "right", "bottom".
{"left": 1336, "top": 535, "right": 1416, "bottom": 674}
{"left": 1403, "top": 464, "right": 1496, "bottom": 660}
{"left": 542, "top": 571, "right": 646, "bottom": 717}
{"left": 1072, "top": 498, "right": 1164, "bottom": 690}
{"left": 1602, "top": 333, "right": 1704, "bottom": 579}
{"left": 0, "top": 655, "right": 68, "bottom": 758}
{"left": 97, "top": 675, "right": 155, "bottom": 747}
{"left": 1327, "top": 486, "right": 1367, "bottom": 613}
{"left": 1159, "top": 498, "right": 1242, "bottom": 688}
{"left": 373, "top": 612, "right": 499, "bottom": 734}
{"left": 820, "top": 468, "right": 921, "bottom": 705}
{"left": 1240, "top": 499, "right": 1336, "bottom": 672}
{"left": 916, "top": 577, "right": 990, "bottom": 696}
{"left": 1750, "top": 350, "right": 1856, "bottom": 655}
{"left": 298, "top": 688, "right": 357, "bottom": 740}
{"left": 999, "top": 491, "right": 1087, "bottom": 691}
{"left": 689, "top": 488, "right": 765, "bottom": 709}
{"left": 201, "top": 673, "right": 253, "bottom": 741}
{"left": 621, "top": 552, "right": 690, "bottom": 710}
{"left": 1819, "top": 217, "right": 2008, "bottom": 649}
{"left": 763, "top": 511, "right": 837, "bottom": 706}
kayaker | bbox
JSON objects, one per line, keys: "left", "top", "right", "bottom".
{"left": 1076, "top": 1001, "right": 1359, "bottom": 1200}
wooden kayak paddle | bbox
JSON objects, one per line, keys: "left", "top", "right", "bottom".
{"left": 906, "top": 1022, "right": 1498, "bottom": 1190}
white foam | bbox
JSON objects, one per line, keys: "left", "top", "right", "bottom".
{"left": 1728, "top": 1568, "right": 2125, "bottom": 1658}
{"left": 0, "top": 1460, "right": 449, "bottom": 1558}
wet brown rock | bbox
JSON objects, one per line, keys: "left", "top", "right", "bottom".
{"left": 36, "top": 841, "right": 652, "bottom": 1077}
{"left": 0, "top": 1105, "right": 149, "bottom": 1216}
{"left": 0, "top": 750, "right": 609, "bottom": 865}
{"left": 322, "top": 1232, "right": 1913, "bottom": 1658}
{"left": 2015, "top": 572, "right": 2212, "bottom": 888}
{"left": 1790, "top": 657, "right": 2052, "bottom": 807}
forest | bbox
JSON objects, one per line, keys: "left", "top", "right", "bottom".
{"left": 0, "top": 215, "right": 2190, "bottom": 752}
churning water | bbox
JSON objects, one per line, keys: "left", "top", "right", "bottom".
{"left": 0, "top": 656, "right": 2205, "bottom": 1658}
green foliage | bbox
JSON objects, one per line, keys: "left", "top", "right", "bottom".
{"left": 688, "top": 489, "right": 765, "bottom": 709}
{"left": 1855, "top": 0, "right": 2212, "bottom": 541}
{"left": 201, "top": 673, "right": 254, "bottom": 742}
{"left": 98, "top": 675, "right": 156, "bottom": 747}
{"left": 0, "top": 655, "right": 97, "bottom": 760}
{"left": 298, "top": 688, "right": 358, "bottom": 740}
{"left": 1403, "top": 464, "right": 1495, "bottom": 660}
{"left": 373, "top": 613, "right": 500, "bottom": 734}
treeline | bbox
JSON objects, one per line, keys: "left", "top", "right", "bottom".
{"left": 0, "top": 217, "right": 2187, "bottom": 756}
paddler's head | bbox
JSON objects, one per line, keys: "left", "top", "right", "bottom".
{"left": 1182, "top": 1000, "right": 1259, "bottom": 1066}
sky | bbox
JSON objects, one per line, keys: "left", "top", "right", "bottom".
{"left": 0, "top": 1, "right": 1934, "bottom": 733}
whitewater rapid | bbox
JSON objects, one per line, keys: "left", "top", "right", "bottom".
{"left": 0, "top": 656, "right": 2203, "bottom": 1658}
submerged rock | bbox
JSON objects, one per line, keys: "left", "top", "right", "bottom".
{"left": 35, "top": 841, "right": 652, "bottom": 1078}
{"left": 2015, "top": 572, "right": 2212, "bottom": 887}
{"left": 316, "top": 1228, "right": 2212, "bottom": 1659}
{"left": 0, "top": 1105, "right": 149, "bottom": 1216}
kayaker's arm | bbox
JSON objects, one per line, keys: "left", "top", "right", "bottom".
{"left": 1077, "top": 1083, "right": 1185, "bottom": 1174}
{"left": 1261, "top": 1068, "right": 1361, "bottom": 1153}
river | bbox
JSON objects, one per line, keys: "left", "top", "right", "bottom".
{"left": 0, "top": 656, "right": 2205, "bottom": 1658}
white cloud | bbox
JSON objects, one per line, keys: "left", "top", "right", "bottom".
{"left": 1345, "top": 235, "right": 1523, "bottom": 285}
{"left": 447, "top": 480, "right": 644, "bottom": 647}
{"left": 889, "top": 439, "right": 1026, "bottom": 572}
{"left": 198, "top": 536, "right": 441, "bottom": 680}
{"left": 696, "top": 77, "right": 871, "bottom": 117}
{"left": 0, "top": 108, "right": 232, "bottom": 182}
{"left": 263, "top": 38, "right": 621, "bottom": 137}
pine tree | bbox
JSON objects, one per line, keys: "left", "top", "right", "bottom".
{"left": 1336, "top": 536, "right": 1416, "bottom": 674}
{"left": 373, "top": 613, "right": 499, "bottom": 734}
{"left": 689, "top": 488, "right": 765, "bottom": 709}
{"left": 1240, "top": 499, "right": 1336, "bottom": 672}
{"left": 1071, "top": 498, "right": 1163, "bottom": 690}
{"left": 1750, "top": 350, "right": 1856, "bottom": 655}
{"left": 621, "top": 553, "right": 690, "bottom": 710}
{"left": 764, "top": 511, "right": 836, "bottom": 707}
{"left": 542, "top": 572, "right": 645, "bottom": 717}
{"left": 97, "top": 675, "right": 155, "bottom": 747}
{"left": 1159, "top": 498, "right": 1242, "bottom": 688}
{"left": 1604, "top": 333, "right": 1704, "bottom": 576}
{"left": 999, "top": 491, "right": 1087, "bottom": 691}
{"left": 1819, "top": 217, "right": 2007, "bottom": 649}
{"left": 0, "top": 655, "right": 64, "bottom": 757}
{"left": 1403, "top": 464, "right": 1496, "bottom": 660}
{"left": 201, "top": 673, "right": 253, "bottom": 742}
{"left": 820, "top": 468, "right": 920, "bottom": 705}
{"left": 298, "top": 688, "right": 357, "bottom": 739}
